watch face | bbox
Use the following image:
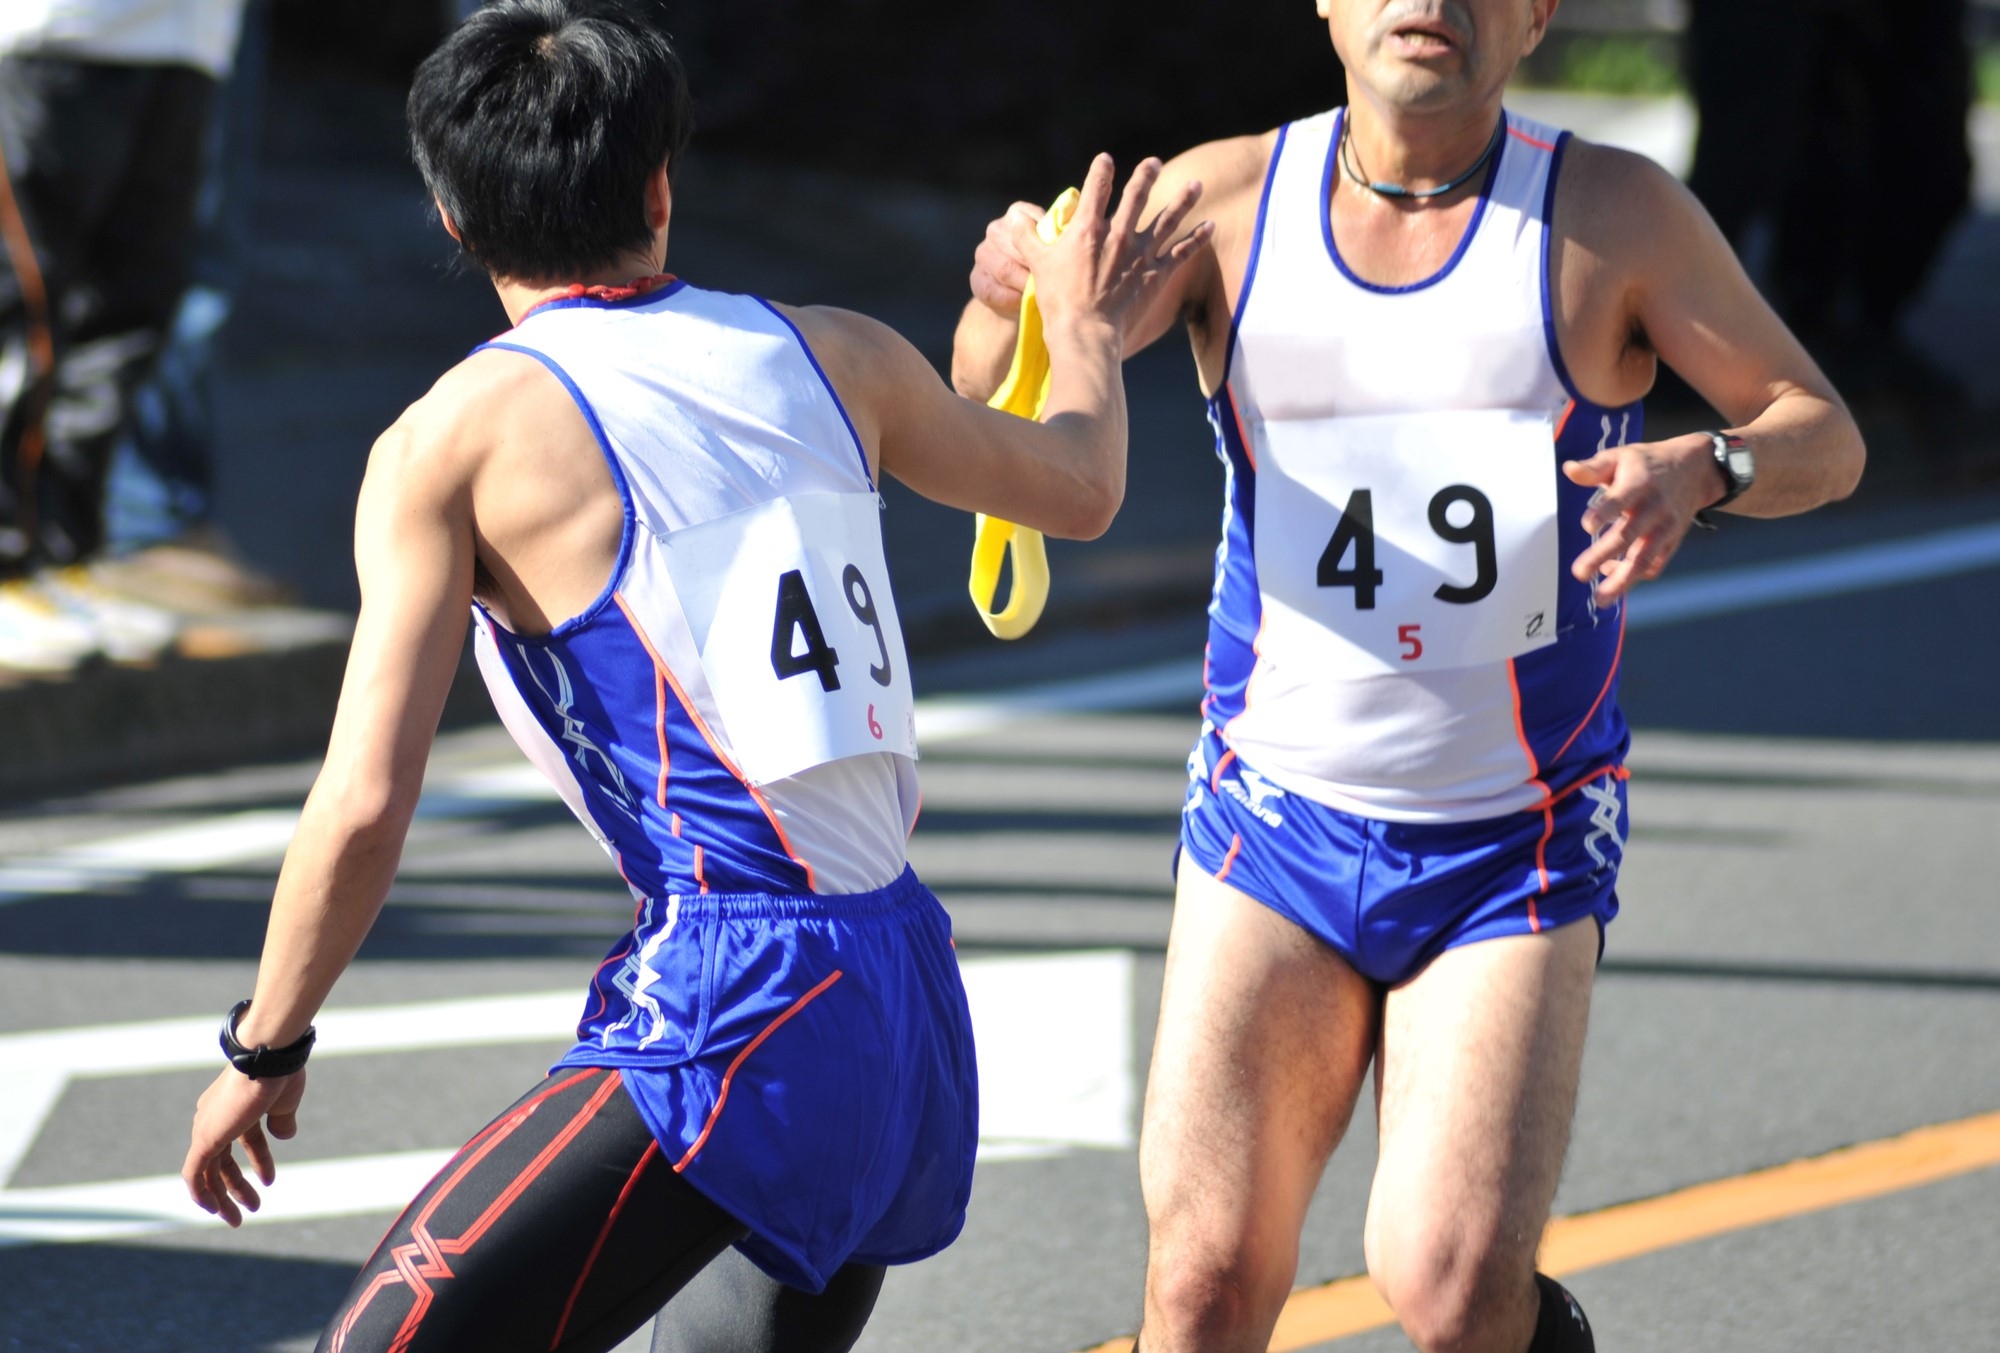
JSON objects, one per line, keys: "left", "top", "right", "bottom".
{"left": 1726, "top": 448, "right": 1755, "bottom": 481}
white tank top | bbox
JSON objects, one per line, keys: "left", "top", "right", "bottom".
{"left": 470, "top": 282, "right": 921, "bottom": 899}
{"left": 1203, "top": 108, "right": 1635, "bottom": 823}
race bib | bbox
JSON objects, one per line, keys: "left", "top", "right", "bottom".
{"left": 660, "top": 492, "right": 917, "bottom": 785}
{"left": 1253, "top": 408, "right": 1560, "bottom": 678}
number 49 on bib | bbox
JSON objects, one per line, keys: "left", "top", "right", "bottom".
{"left": 663, "top": 492, "right": 918, "bottom": 784}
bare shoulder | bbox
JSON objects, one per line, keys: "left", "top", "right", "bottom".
{"left": 371, "top": 346, "right": 574, "bottom": 487}
{"left": 770, "top": 301, "right": 907, "bottom": 360}
{"left": 767, "top": 301, "right": 933, "bottom": 398}
{"left": 1159, "top": 129, "right": 1279, "bottom": 211}
{"left": 761, "top": 302, "right": 936, "bottom": 470}
{"left": 1553, "top": 138, "right": 1717, "bottom": 262}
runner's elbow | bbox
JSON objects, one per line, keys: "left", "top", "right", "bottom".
{"left": 1830, "top": 423, "right": 1866, "bottom": 502}
{"left": 309, "top": 764, "right": 420, "bottom": 845}
{"left": 1052, "top": 469, "right": 1123, "bottom": 540}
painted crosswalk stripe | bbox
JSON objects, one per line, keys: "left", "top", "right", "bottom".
{"left": 0, "top": 952, "right": 1132, "bottom": 1243}
{"left": 9, "top": 519, "right": 1995, "bottom": 909}
{"left": 1628, "top": 519, "right": 2000, "bottom": 631}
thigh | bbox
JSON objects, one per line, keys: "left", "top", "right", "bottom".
{"left": 1363, "top": 920, "right": 1598, "bottom": 1291}
{"left": 650, "top": 1250, "right": 885, "bottom": 1353}
{"left": 320, "top": 1068, "right": 748, "bottom": 1353}
{"left": 1140, "top": 860, "right": 1378, "bottom": 1292}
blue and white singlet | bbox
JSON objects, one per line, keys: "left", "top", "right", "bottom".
{"left": 1203, "top": 108, "right": 1637, "bottom": 824}
{"left": 470, "top": 282, "right": 923, "bottom": 1047}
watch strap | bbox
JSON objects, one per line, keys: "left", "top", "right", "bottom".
{"left": 219, "top": 998, "right": 316, "bottom": 1080}
{"left": 1694, "top": 431, "right": 1752, "bottom": 529}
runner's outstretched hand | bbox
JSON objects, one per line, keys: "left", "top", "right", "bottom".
{"left": 1563, "top": 433, "right": 1725, "bottom": 604}
{"left": 183, "top": 1066, "right": 306, "bottom": 1227}
{"left": 998, "top": 154, "right": 1209, "bottom": 346}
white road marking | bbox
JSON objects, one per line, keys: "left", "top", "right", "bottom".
{"left": 0, "top": 671, "right": 1196, "bottom": 908}
{"left": 0, "top": 763, "right": 573, "bottom": 906}
{"left": 0, "top": 953, "right": 1134, "bottom": 1244}
{"left": 0, "top": 809, "right": 302, "bottom": 904}
{"left": 0, "top": 1150, "right": 450, "bottom": 1246}
{"left": 2, "top": 519, "right": 1994, "bottom": 912}
{"left": 962, "top": 951, "right": 1133, "bottom": 1154}
{"left": 1627, "top": 520, "right": 2000, "bottom": 631}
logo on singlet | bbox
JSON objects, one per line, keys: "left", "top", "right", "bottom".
{"left": 517, "top": 644, "right": 643, "bottom": 822}
{"left": 1585, "top": 413, "right": 1633, "bottom": 629}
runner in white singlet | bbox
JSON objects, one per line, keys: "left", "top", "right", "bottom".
{"left": 953, "top": 3, "right": 1865, "bottom": 1351}
{"left": 178, "top": 5, "right": 1211, "bottom": 1352}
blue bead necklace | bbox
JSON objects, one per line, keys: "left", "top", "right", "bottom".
{"left": 1338, "top": 112, "right": 1504, "bottom": 200}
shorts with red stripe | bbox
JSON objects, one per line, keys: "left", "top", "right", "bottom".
{"left": 551, "top": 865, "right": 977, "bottom": 1293}
{"left": 1179, "top": 724, "right": 1625, "bottom": 985}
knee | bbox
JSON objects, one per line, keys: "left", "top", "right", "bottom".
{"left": 1368, "top": 1227, "right": 1530, "bottom": 1353}
{"left": 1144, "top": 1229, "right": 1294, "bottom": 1351}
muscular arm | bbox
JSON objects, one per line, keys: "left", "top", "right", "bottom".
{"left": 806, "top": 154, "right": 1210, "bottom": 539}
{"left": 803, "top": 305, "right": 1129, "bottom": 539}
{"left": 1557, "top": 145, "right": 1865, "bottom": 599}
{"left": 950, "top": 134, "right": 1270, "bottom": 402}
{"left": 239, "top": 413, "right": 478, "bottom": 1044}
{"left": 183, "top": 393, "right": 479, "bottom": 1222}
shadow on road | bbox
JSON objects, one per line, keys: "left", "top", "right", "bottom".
{"left": 0, "top": 1241, "right": 353, "bottom": 1352}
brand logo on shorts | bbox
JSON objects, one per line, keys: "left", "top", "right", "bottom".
{"left": 1221, "top": 766, "right": 1287, "bottom": 829}
{"left": 602, "top": 894, "right": 681, "bottom": 1052}
{"left": 1580, "top": 777, "right": 1626, "bottom": 872}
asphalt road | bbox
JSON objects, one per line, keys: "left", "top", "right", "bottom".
{"left": 4, "top": 77, "right": 1996, "bottom": 1353}
{"left": 3, "top": 477, "right": 1999, "bottom": 1352}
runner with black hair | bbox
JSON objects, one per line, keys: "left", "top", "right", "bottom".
{"left": 180, "top": 4, "right": 1210, "bottom": 1351}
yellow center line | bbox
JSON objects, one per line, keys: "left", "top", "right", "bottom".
{"left": 1078, "top": 1107, "right": 2000, "bottom": 1353}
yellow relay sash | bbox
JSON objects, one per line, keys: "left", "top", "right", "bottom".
{"left": 969, "top": 187, "right": 1081, "bottom": 640}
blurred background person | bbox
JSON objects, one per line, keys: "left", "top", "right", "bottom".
{"left": 95, "top": 0, "right": 290, "bottom": 620}
{"left": 1685, "top": 0, "right": 1975, "bottom": 421}
{"left": 0, "top": 0, "right": 250, "bottom": 675}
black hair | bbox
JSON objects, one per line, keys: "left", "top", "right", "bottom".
{"left": 407, "top": 0, "right": 694, "bottom": 281}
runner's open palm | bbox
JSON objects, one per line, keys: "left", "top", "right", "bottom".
{"left": 1019, "top": 154, "right": 1208, "bottom": 346}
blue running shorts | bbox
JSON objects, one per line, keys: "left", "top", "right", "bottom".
{"left": 1180, "top": 726, "right": 1625, "bottom": 986}
{"left": 552, "top": 866, "right": 976, "bottom": 1292}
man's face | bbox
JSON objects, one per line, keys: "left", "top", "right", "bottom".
{"left": 1316, "top": 0, "right": 1556, "bottom": 112}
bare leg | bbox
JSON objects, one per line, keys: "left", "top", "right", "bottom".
{"left": 1136, "top": 862, "right": 1378, "bottom": 1353}
{"left": 1363, "top": 921, "right": 1599, "bottom": 1353}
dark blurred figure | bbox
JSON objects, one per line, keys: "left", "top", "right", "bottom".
{"left": 1687, "top": 0, "right": 1974, "bottom": 411}
{"left": 97, "top": 0, "right": 295, "bottom": 618}
{"left": 0, "top": 1, "right": 250, "bottom": 672}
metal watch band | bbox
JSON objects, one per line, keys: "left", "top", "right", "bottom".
{"left": 219, "top": 998, "right": 317, "bottom": 1080}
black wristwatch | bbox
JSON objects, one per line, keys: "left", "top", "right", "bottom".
{"left": 1692, "top": 431, "right": 1755, "bottom": 530}
{"left": 219, "top": 999, "right": 316, "bottom": 1079}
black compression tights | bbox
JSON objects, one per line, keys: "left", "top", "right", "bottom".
{"left": 317, "top": 1069, "right": 885, "bottom": 1353}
